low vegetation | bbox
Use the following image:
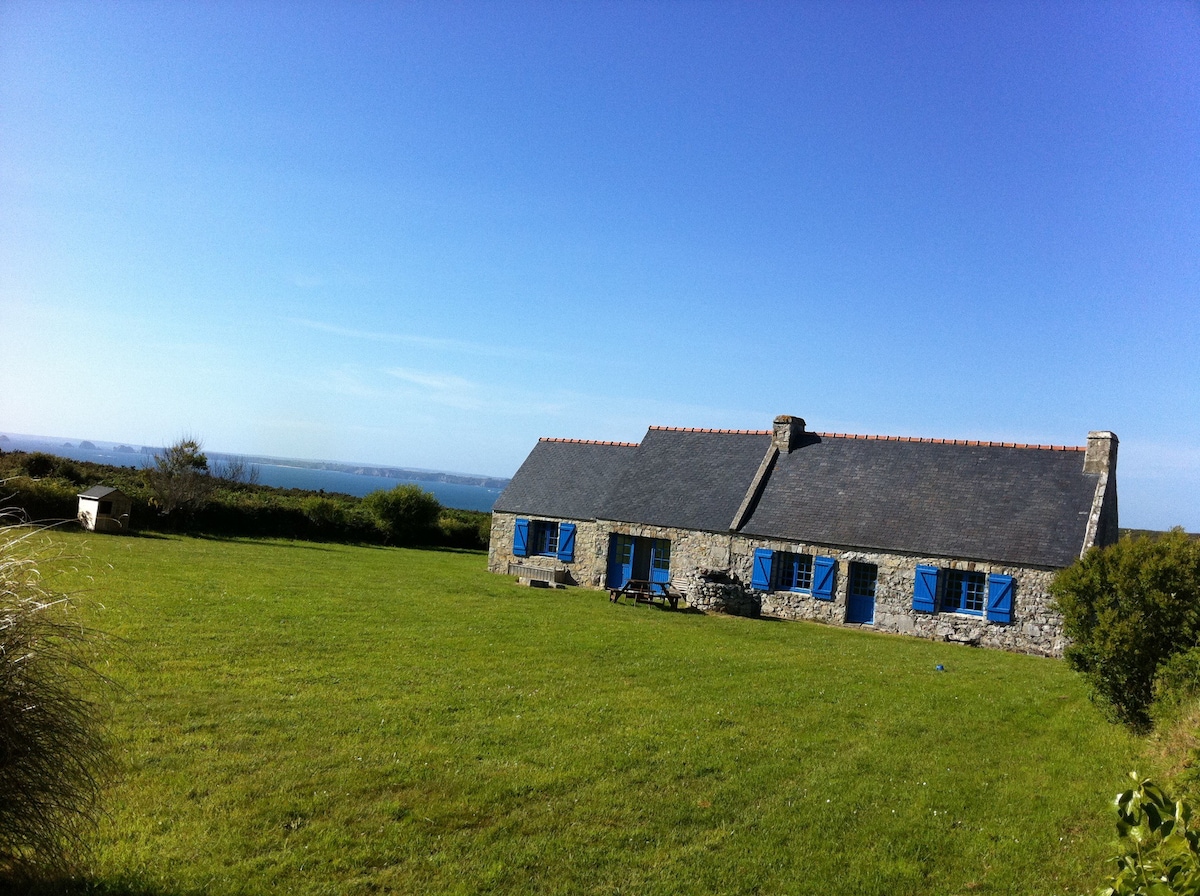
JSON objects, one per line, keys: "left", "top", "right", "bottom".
{"left": 1052, "top": 530, "right": 1200, "bottom": 730}
{"left": 0, "top": 447, "right": 491, "bottom": 549}
{"left": 0, "top": 521, "right": 109, "bottom": 882}
{"left": 32, "top": 531, "right": 1147, "bottom": 894}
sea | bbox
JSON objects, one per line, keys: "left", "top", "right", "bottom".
{"left": 0, "top": 434, "right": 504, "bottom": 513}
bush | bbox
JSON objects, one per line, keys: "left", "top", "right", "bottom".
{"left": 2, "top": 479, "right": 79, "bottom": 525}
{"left": 1052, "top": 529, "right": 1200, "bottom": 729}
{"left": 362, "top": 484, "right": 441, "bottom": 546}
{"left": 19, "top": 454, "right": 81, "bottom": 484}
{"left": 0, "top": 519, "right": 109, "bottom": 880}
{"left": 437, "top": 508, "right": 491, "bottom": 550}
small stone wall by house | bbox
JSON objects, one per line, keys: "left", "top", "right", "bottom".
{"left": 683, "top": 568, "right": 761, "bottom": 617}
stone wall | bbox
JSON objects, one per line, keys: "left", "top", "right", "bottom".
{"left": 488, "top": 512, "right": 1066, "bottom": 657}
{"left": 490, "top": 513, "right": 736, "bottom": 591}
{"left": 488, "top": 512, "right": 611, "bottom": 587}
{"left": 728, "top": 537, "right": 1064, "bottom": 657}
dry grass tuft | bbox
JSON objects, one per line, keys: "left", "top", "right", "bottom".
{"left": 0, "top": 513, "right": 110, "bottom": 882}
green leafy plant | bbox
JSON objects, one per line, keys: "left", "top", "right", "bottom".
{"left": 1052, "top": 530, "right": 1200, "bottom": 729}
{"left": 1095, "top": 773, "right": 1200, "bottom": 896}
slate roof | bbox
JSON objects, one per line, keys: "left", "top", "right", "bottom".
{"left": 738, "top": 435, "right": 1098, "bottom": 568}
{"left": 495, "top": 423, "right": 1102, "bottom": 569}
{"left": 77, "top": 485, "right": 125, "bottom": 500}
{"left": 493, "top": 439, "right": 635, "bottom": 520}
{"left": 597, "top": 427, "right": 771, "bottom": 531}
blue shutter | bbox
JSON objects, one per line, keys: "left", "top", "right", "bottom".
{"left": 751, "top": 549, "right": 774, "bottom": 591}
{"left": 513, "top": 518, "right": 530, "bottom": 557}
{"left": 913, "top": 565, "right": 939, "bottom": 613}
{"left": 987, "top": 574, "right": 1014, "bottom": 623}
{"left": 813, "top": 556, "right": 836, "bottom": 601}
{"left": 556, "top": 523, "right": 576, "bottom": 562}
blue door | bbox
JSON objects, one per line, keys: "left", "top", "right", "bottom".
{"left": 606, "top": 535, "right": 635, "bottom": 589}
{"left": 846, "top": 562, "right": 877, "bottom": 624}
{"left": 649, "top": 539, "right": 671, "bottom": 594}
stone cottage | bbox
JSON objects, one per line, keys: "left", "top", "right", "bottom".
{"left": 488, "top": 416, "right": 1119, "bottom": 656}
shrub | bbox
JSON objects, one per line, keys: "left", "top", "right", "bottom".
{"left": 362, "top": 484, "right": 441, "bottom": 546}
{"left": 3, "top": 479, "right": 78, "bottom": 525}
{"left": 19, "top": 453, "right": 57, "bottom": 479}
{"left": 302, "top": 496, "right": 348, "bottom": 531}
{"left": 0, "top": 519, "right": 109, "bottom": 880}
{"left": 1052, "top": 529, "right": 1200, "bottom": 729}
{"left": 437, "top": 508, "right": 491, "bottom": 550}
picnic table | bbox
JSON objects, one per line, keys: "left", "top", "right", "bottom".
{"left": 608, "top": 578, "right": 680, "bottom": 610}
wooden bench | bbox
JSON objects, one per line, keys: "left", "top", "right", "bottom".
{"left": 608, "top": 579, "right": 681, "bottom": 610}
{"left": 507, "top": 563, "right": 566, "bottom": 588}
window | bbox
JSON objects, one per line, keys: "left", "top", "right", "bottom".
{"left": 849, "top": 563, "right": 877, "bottom": 599}
{"left": 650, "top": 539, "right": 671, "bottom": 574}
{"left": 912, "top": 565, "right": 1014, "bottom": 623}
{"left": 776, "top": 551, "right": 814, "bottom": 591}
{"left": 513, "top": 518, "right": 576, "bottom": 562}
{"left": 751, "top": 549, "right": 836, "bottom": 600}
{"left": 943, "top": 570, "right": 986, "bottom": 615}
{"left": 98, "top": 500, "right": 113, "bottom": 515}
{"left": 532, "top": 521, "right": 560, "bottom": 557}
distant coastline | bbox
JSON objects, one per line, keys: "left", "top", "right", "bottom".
{"left": 0, "top": 432, "right": 509, "bottom": 512}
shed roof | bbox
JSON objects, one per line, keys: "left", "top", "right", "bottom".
{"left": 77, "top": 485, "right": 126, "bottom": 500}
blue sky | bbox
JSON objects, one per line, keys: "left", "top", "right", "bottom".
{"left": 1, "top": 1, "right": 1197, "bottom": 529}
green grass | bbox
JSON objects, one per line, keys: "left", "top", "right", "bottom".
{"left": 46, "top": 533, "right": 1142, "bottom": 895}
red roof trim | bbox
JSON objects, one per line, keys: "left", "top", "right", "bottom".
{"left": 813, "top": 432, "right": 1084, "bottom": 451}
{"left": 539, "top": 437, "right": 639, "bottom": 448}
{"left": 648, "top": 426, "right": 772, "bottom": 435}
{"left": 541, "top": 429, "right": 1084, "bottom": 452}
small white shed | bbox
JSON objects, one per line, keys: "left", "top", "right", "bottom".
{"left": 77, "top": 486, "right": 131, "bottom": 533}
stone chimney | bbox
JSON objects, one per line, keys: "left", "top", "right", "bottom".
{"left": 1083, "top": 431, "right": 1118, "bottom": 474}
{"left": 772, "top": 415, "right": 806, "bottom": 454}
{"left": 1082, "top": 431, "right": 1120, "bottom": 552}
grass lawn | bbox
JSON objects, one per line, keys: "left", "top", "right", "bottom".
{"left": 43, "top": 532, "right": 1142, "bottom": 895}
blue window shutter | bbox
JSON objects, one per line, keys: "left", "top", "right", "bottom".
{"left": 913, "top": 565, "right": 939, "bottom": 613}
{"left": 813, "top": 556, "right": 836, "bottom": 601}
{"left": 751, "top": 549, "right": 774, "bottom": 591}
{"left": 987, "top": 574, "right": 1014, "bottom": 623}
{"left": 556, "top": 523, "right": 576, "bottom": 562}
{"left": 513, "top": 519, "right": 530, "bottom": 557}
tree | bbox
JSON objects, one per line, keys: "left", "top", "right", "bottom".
{"left": 362, "top": 484, "right": 441, "bottom": 546}
{"left": 210, "top": 456, "right": 261, "bottom": 487}
{"left": 145, "top": 438, "right": 214, "bottom": 522}
{"left": 0, "top": 518, "right": 109, "bottom": 880}
{"left": 1051, "top": 529, "right": 1200, "bottom": 729}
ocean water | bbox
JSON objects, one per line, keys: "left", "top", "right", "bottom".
{"left": 0, "top": 435, "right": 502, "bottom": 513}
{"left": 249, "top": 463, "right": 502, "bottom": 511}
